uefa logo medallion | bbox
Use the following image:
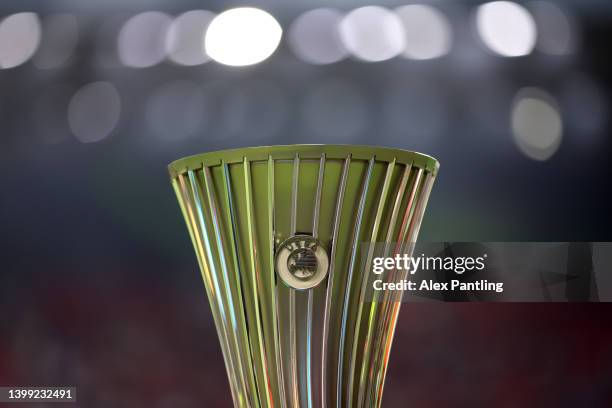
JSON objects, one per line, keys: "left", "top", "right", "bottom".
{"left": 275, "top": 235, "right": 329, "bottom": 290}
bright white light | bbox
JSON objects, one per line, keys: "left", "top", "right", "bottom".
{"left": 205, "top": 7, "right": 282, "bottom": 66}
{"left": 166, "top": 10, "right": 215, "bottom": 66}
{"left": 0, "top": 13, "right": 41, "bottom": 68}
{"left": 68, "top": 82, "right": 121, "bottom": 143}
{"left": 512, "top": 88, "right": 562, "bottom": 161}
{"left": 529, "top": 1, "right": 575, "bottom": 55}
{"left": 476, "top": 1, "right": 536, "bottom": 57}
{"left": 288, "top": 9, "right": 347, "bottom": 65}
{"left": 145, "top": 80, "right": 209, "bottom": 141}
{"left": 118, "top": 12, "right": 172, "bottom": 68}
{"left": 34, "top": 14, "right": 79, "bottom": 69}
{"left": 395, "top": 5, "right": 452, "bottom": 60}
{"left": 339, "top": 6, "right": 405, "bottom": 62}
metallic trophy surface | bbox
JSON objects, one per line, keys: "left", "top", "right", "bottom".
{"left": 169, "top": 145, "right": 438, "bottom": 407}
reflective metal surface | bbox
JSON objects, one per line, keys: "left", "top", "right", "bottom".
{"left": 170, "top": 145, "right": 438, "bottom": 407}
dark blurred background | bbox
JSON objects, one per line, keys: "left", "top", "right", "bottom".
{"left": 1, "top": 1, "right": 611, "bottom": 406}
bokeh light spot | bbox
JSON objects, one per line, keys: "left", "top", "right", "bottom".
{"left": 0, "top": 12, "right": 41, "bottom": 69}
{"left": 476, "top": 1, "right": 536, "bottom": 57}
{"left": 512, "top": 88, "right": 562, "bottom": 161}
{"left": 529, "top": 1, "right": 575, "bottom": 56}
{"left": 166, "top": 10, "right": 215, "bottom": 66}
{"left": 205, "top": 8, "right": 282, "bottom": 66}
{"left": 339, "top": 6, "right": 405, "bottom": 62}
{"left": 396, "top": 5, "right": 452, "bottom": 60}
{"left": 288, "top": 9, "right": 347, "bottom": 65}
{"left": 118, "top": 12, "right": 171, "bottom": 68}
{"left": 68, "top": 82, "right": 121, "bottom": 143}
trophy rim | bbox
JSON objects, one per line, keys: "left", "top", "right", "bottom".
{"left": 168, "top": 144, "right": 439, "bottom": 178}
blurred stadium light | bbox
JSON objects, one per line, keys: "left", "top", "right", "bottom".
{"left": 396, "top": 4, "right": 452, "bottom": 60}
{"left": 529, "top": 1, "right": 576, "bottom": 56}
{"left": 475, "top": 1, "right": 537, "bottom": 57}
{"left": 0, "top": 2, "right": 604, "bottom": 166}
{"left": 165, "top": 10, "right": 214, "bottom": 66}
{"left": 288, "top": 8, "right": 347, "bottom": 65}
{"left": 0, "top": 1, "right": 607, "bottom": 234}
{"left": 0, "top": 12, "right": 41, "bottom": 68}
{"left": 118, "top": 11, "right": 172, "bottom": 68}
{"left": 339, "top": 6, "right": 405, "bottom": 62}
{"left": 68, "top": 81, "right": 121, "bottom": 143}
{"left": 511, "top": 87, "right": 563, "bottom": 161}
{"left": 204, "top": 7, "right": 282, "bottom": 66}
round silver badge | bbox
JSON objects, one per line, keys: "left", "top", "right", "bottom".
{"left": 275, "top": 235, "right": 329, "bottom": 290}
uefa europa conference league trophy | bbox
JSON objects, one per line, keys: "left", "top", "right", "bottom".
{"left": 169, "top": 145, "right": 438, "bottom": 407}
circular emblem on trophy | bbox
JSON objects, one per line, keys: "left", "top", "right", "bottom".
{"left": 275, "top": 235, "right": 329, "bottom": 290}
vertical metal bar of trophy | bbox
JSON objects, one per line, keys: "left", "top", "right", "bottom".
{"left": 170, "top": 145, "right": 439, "bottom": 407}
